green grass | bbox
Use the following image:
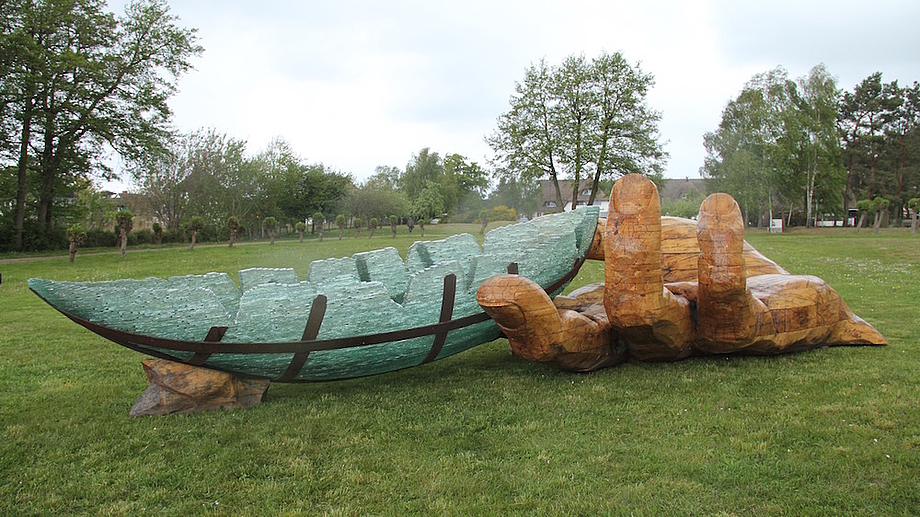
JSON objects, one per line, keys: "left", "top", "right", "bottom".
{"left": 1, "top": 226, "right": 918, "bottom": 516}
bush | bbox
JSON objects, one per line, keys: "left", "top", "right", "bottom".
{"left": 84, "top": 229, "right": 117, "bottom": 248}
{"left": 488, "top": 205, "right": 517, "bottom": 222}
{"left": 134, "top": 228, "right": 155, "bottom": 245}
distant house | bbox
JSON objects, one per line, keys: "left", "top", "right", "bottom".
{"left": 537, "top": 180, "right": 610, "bottom": 218}
{"left": 112, "top": 191, "right": 155, "bottom": 230}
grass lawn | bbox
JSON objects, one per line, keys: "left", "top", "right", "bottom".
{"left": 1, "top": 225, "right": 918, "bottom": 516}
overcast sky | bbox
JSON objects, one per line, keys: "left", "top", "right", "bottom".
{"left": 107, "top": 0, "right": 920, "bottom": 191}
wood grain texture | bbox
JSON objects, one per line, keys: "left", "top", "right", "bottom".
{"left": 477, "top": 174, "right": 886, "bottom": 372}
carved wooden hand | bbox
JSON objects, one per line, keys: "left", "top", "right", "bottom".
{"left": 477, "top": 174, "right": 886, "bottom": 372}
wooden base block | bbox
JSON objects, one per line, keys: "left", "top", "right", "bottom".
{"left": 130, "top": 358, "right": 270, "bottom": 417}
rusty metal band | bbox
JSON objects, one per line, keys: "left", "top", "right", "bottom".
{"left": 421, "top": 273, "right": 457, "bottom": 365}
{"left": 189, "top": 326, "right": 227, "bottom": 365}
{"left": 277, "top": 295, "right": 327, "bottom": 382}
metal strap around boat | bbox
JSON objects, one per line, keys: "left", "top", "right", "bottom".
{"left": 188, "top": 326, "right": 227, "bottom": 365}
{"left": 421, "top": 274, "right": 457, "bottom": 364}
{"left": 277, "top": 295, "right": 327, "bottom": 382}
{"left": 544, "top": 254, "right": 588, "bottom": 295}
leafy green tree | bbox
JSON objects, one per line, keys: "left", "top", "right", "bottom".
{"left": 786, "top": 65, "right": 845, "bottom": 227}
{"left": 152, "top": 222, "right": 163, "bottom": 245}
{"left": 115, "top": 209, "right": 133, "bottom": 257}
{"left": 313, "top": 211, "right": 325, "bottom": 241}
{"left": 443, "top": 153, "right": 488, "bottom": 216}
{"left": 352, "top": 216, "right": 362, "bottom": 238}
{"left": 417, "top": 217, "right": 428, "bottom": 238}
{"left": 489, "top": 173, "right": 540, "bottom": 220}
{"left": 4, "top": 0, "right": 202, "bottom": 251}
{"left": 872, "top": 197, "right": 890, "bottom": 232}
{"left": 186, "top": 216, "right": 204, "bottom": 250}
{"left": 838, "top": 73, "right": 903, "bottom": 212}
{"left": 411, "top": 181, "right": 445, "bottom": 221}
{"left": 400, "top": 148, "right": 445, "bottom": 200}
{"left": 344, "top": 177, "right": 410, "bottom": 223}
{"left": 67, "top": 224, "right": 86, "bottom": 263}
{"left": 702, "top": 67, "right": 796, "bottom": 226}
{"left": 335, "top": 214, "right": 345, "bottom": 240}
{"left": 488, "top": 51, "right": 665, "bottom": 210}
{"left": 226, "top": 216, "right": 240, "bottom": 247}
{"left": 883, "top": 81, "right": 920, "bottom": 220}
{"left": 368, "top": 217, "right": 378, "bottom": 239}
{"left": 263, "top": 216, "right": 277, "bottom": 245}
{"left": 295, "top": 221, "right": 306, "bottom": 242}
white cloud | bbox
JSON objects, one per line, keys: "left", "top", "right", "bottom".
{"left": 103, "top": 0, "right": 920, "bottom": 192}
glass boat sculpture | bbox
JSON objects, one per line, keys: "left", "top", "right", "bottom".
{"left": 30, "top": 207, "right": 599, "bottom": 382}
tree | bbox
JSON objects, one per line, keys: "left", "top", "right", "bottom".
{"left": 335, "top": 214, "right": 345, "bottom": 240}
{"left": 488, "top": 52, "right": 666, "bottom": 210}
{"left": 787, "top": 65, "right": 845, "bottom": 227}
{"left": 152, "top": 222, "right": 162, "bottom": 244}
{"left": 411, "top": 181, "right": 445, "bottom": 222}
{"left": 226, "top": 216, "right": 240, "bottom": 247}
{"left": 417, "top": 217, "right": 428, "bottom": 238}
{"left": 368, "top": 217, "right": 377, "bottom": 239}
{"left": 4, "top": 0, "right": 202, "bottom": 251}
{"left": 352, "top": 216, "right": 362, "bottom": 238}
{"left": 343, "top": 177, "right": 410, "bottom": 223}
{"left": 702, "top": 67, "right": 796, "bottom": 226}
{"left": 872, "top": 197, "right": 890, "bottom": 232}
{"left": 186, "top": 216, "right": 204, "bottom": 250}
{"left": 263, "top": 216, "right": 277, "bottom": 245}
{"left": 295, "top": 221, "right": 305, "bottom": 242}
{"left": 838, "top": 73, "right": 902, "bottom": 212}
{"left": 389, "top": 215, "right": 397, "bottom": 237}
{"left": 443, "top": 153, "right": 488, "bottom": 216}
{"left": 313, "top": 211, "right": 325, "bottom": 241}
{"left": 489, "top": 172, "right": 541, "bottom": 219}
{"left": 854, "top": 199, "right": 872, "bottom": 231}
{"left": 114, "top": 209, "right": 132, "bottom": 257}
{"left": 67, "top": 224, "right": 86, "bottom": 263}
{"left": 401, "top": 148, "right": 445, "bottom": 200}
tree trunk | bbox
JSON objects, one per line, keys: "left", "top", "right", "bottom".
{"left": 68, "top": 241, "right": 79, "bottom": 263}
{"left": 419, "top": 223, "right": 425, "bottom": 237}
{"left": 872, "top": 211, "right": 881, "bottom": 233}
{"left": 369, "top": 228, "right": 375, "bottom": 239}
{"left": 189, "top": 230, "right": 198, "bottom": 250}
{"left": 855, "top": 212, "right": 866, "bottom": 232}
{"left": 318, "top": 227, "right": 324, "bottom": 242}
{"left": 912, "top": 214, "right": 918, "bottom": 236}
{"left": 269, "top": 230, "right": 276, "bottom": 245}
{"left": 390, "top": 223, "right": 396, "bottom": 238}
{"left": 38, "top": 111, "right": 58, "bottom": 233}
{"left": 298, "top": 231, "right": 304, "bottom": 243}
{"left": 228, "top": 230, "right": 236, "bottom": 247}
{"left": 13, "top": 95, "right": 34, "bottom": 252}
{"left": 120, "top": 233, "right": 128, "bottom": 257}
{"left": 551, "top": 173, "right": 563, "bottom": 212}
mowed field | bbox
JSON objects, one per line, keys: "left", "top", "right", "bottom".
{"left": 1, "top": 224, "right": 918, "bottom": 516}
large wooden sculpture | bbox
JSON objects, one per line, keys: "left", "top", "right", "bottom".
{"left": 477, "top": 174, "right": 886, "bottom": 371}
